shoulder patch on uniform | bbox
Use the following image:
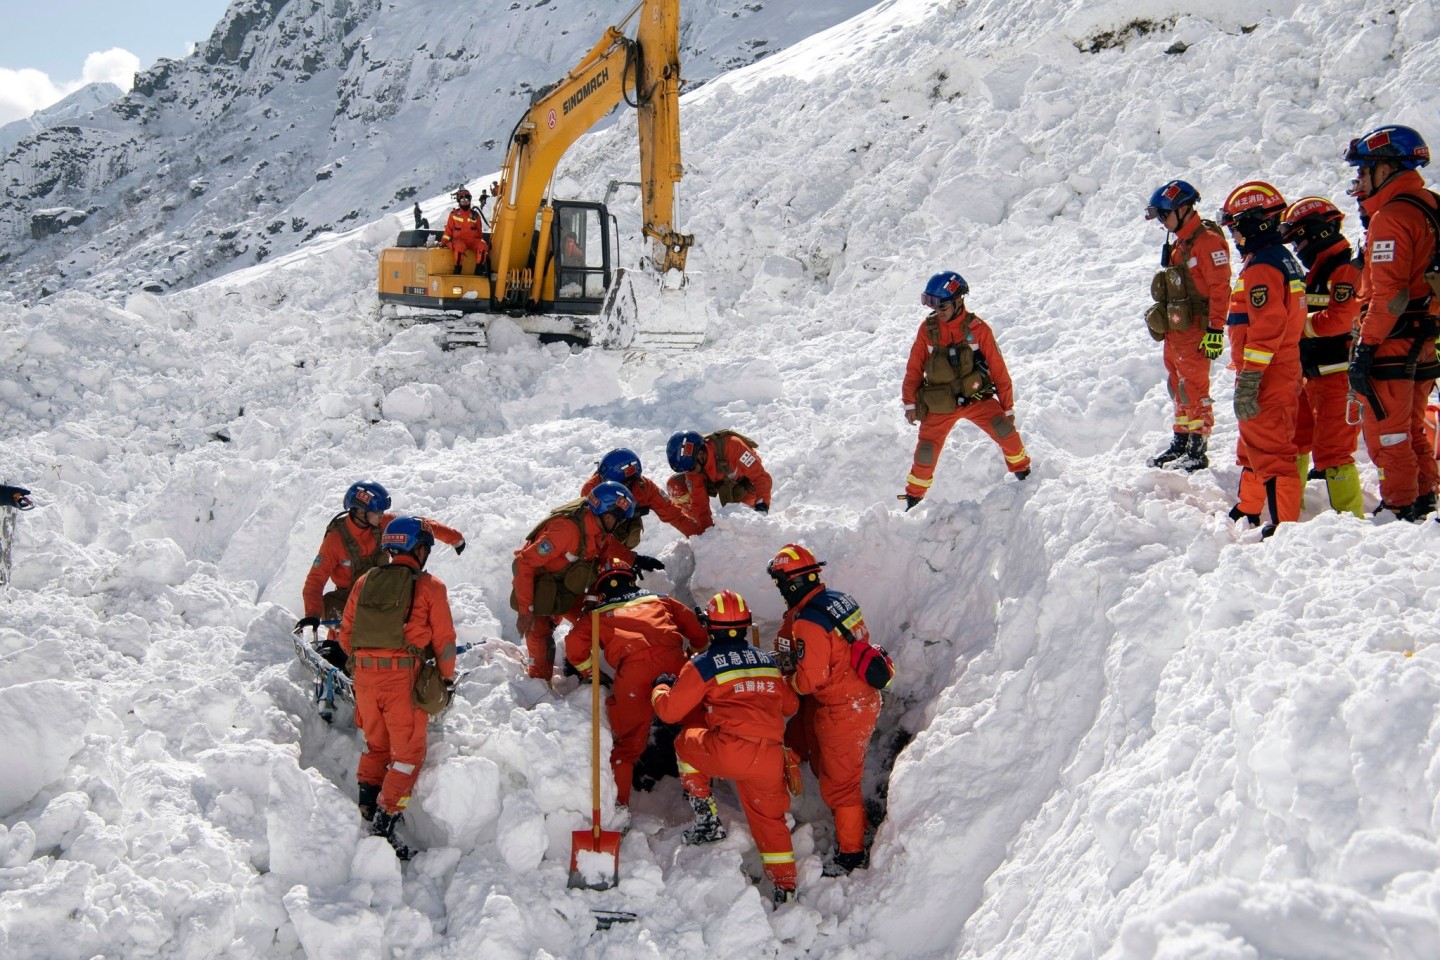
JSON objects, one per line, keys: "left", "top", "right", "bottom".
{"left": 1371, "top": 239, "right": 1396, "bottom": 263}
{"left": 311, "top": 555, "right": 323, "bottom": 567}
{"left": 1249, "top": 285, "right": 1269, "bottom": 309}
{"left": 739, "top": 451, "right": 757, "bottom": 468}
{"left": 1332, "top": 283, "right": 1353, "bottom": 303}
{"left": 536, "top": 539, "right": 554, "bottom": 557}
{"left": 1211, "top": 250, "right": 1229, "bottom": 266}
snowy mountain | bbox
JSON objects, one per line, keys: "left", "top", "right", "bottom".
{"left": 3, "top": 0, "right": 1440, "bottom": 958}
{"left": 0, "top": 0, "right": 878, "bottom": 300}
{"left": 0, "top": 82, "right": 123, "bottom": 160}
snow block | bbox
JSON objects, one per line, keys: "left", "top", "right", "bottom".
{"left": 414, "top": 755, "right": 501, "bottom": 852}
{"left": 265, "top": 757, "right": 363, "bottom": 887}
{"left": 0, "top": 680, "right": 89, "bottom": 817}
{"left": 283, "top": 885, "right": 385, "bottom": 960}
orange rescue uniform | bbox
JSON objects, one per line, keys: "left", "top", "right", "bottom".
{"left": 653, "top": 638, "right": 800, "bottom": 891}
{"left": 1293, "top": 240, "right": 1362, "bottom": 471}
{"left": 512, "top": 510, "right": 635, "bottom": 679}
{"left": 777, "top": 586, "right": 880, "bottom": 858}
{"left": 665, "top": 433, "right": 773, "bottom": 534}
{"left": 565, "top": 588, "right": 707, "bottom": 804}
{"left": 1163, "top": 215, "right": 1232, "bottom": 435}
{"left": 1354, "top": 170, "right": 1440, "bottom": 510}
{"left": 303, "top": 512, "right": 464, "bottom": 621}
{"left": 442, "top": 207, "right": 488, "bottom": 270}
{"left": 340, "top": 553, "right": 457, "bottom": 816}
{"left": 1227, "top": 245, "right": 1307, "bottom": 523}
{"left": 581, "top": 472, "right": 702, "bottom": 538}
{"left": 902, "top": 307, "right": 1029, "bottom": 498}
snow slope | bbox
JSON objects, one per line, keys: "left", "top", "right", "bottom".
{"left": 3, "top": 0, "right": 1440, "bottom": 957}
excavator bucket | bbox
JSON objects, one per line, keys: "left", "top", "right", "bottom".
{"left": 592, "top": 268, "right": 708, "bottom": 352}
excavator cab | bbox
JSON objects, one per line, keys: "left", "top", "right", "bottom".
{"left": 549, "top": 201, "right": 611, "bottom": 313}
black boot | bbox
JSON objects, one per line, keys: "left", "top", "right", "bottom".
{"left": 1149, "top": 433, "right": 1190, "bottom": 468}
{"left": 822, "top": 850, "right": 870, "bottom": 876}
{"left": 1228, "top": 505, "right": 1260, "bottom": 526}
{"left": 1175, "top": 434, "right": 1209, "bottom": 472}
{"left": 1413, "top": 492, "right": 1436, "bottom": 519}
{"left": 771, "top": 884, "right": 798, "bottom": 905}
{"left": 371, "top": 810, "right": 412, "bottom": 860}
{"left": 682, "top": 794, "right": 726, "bottom": 845}
{"left": 452, "top": 264, "right": 462, "bottom": 275}
{"left": 898, "top": 494, "right": 922, "bottom": 511}
{"left": 357, "top": 783, "right": 380, "bottom": 823}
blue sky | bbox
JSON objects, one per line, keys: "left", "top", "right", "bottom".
{"left": 0, "top": 0, "right": 230, "bottom": 125}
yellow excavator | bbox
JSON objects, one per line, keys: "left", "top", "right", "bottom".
{"left": 376, "top": 0, "right": 705, "bottom": 350}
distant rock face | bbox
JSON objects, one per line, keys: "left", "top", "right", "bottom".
{"left": 0, "top": 82, "right": 123, "bottom": 159}
{"left": 30, "top": 208, "right": 89, "bottom": 240}
{"left": 0, "top": 0, "right": 877, "bottom": 302}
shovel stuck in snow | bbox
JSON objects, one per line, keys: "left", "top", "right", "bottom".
{"left": 569, "top": 610, "right": 623, "bottom": 890}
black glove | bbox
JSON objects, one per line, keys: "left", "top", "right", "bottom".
{"left": 633, "top": 555, "right": 665, "bottom": 573}
{"left": 634, "top": 505, "right": 652, "bottom": 518}
{"left": 1349, "top": 342, "right": 1376, "bottom": 396}
{"left": 294, "top": 616, "right": 321, "bottom": 635}
{"left": 454, "top": 539, "right": 466, "bottom": 556}
{"left": 753, "top": 501, "right": 769, "bottom": 514}
{"left": 652, "top": 673, "right": 678, "bottom": 688}
{"left": 563, "top": 659, "right": 582, "bottom": 679}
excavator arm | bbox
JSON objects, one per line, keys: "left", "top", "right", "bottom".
{"left": 490, "top": 0, "right": 690, "bottom": 307}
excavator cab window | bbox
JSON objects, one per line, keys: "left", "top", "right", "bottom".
{"left": 553, "top": 201, "right": 610, "bottom": 309}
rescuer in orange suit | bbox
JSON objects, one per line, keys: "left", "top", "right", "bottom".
{"left": 441, "top": 188, "right": 488, "bottom": 275}
{"left": 583, "top": 448, "right": 703, "bottom": 540}
{"left": 512, "top": 482, "right": 639, "bottom": 681}
{"left": 664, "top": 429, "right": 773, "bottom": 534}
{"left": 1344, "top": 124, "right": 1440, "bottom": 521}
{"left": 1219, "top": 181, "right": 1307, "bottom": 536}
{"left": 766, "top": 544, "right": 882, "bottom": 876}
{"left": 1278, "top": 196, "right": 1364, "bottom": 517}
{"left": 295, "top": 481, "right": 465, "bottom": 670}
{"left": 340, "top": 517, "right": 458, "bottom": 860}
{"left": 652, "top": 590, "right": 800, "bottom": 905}
{"left": 564, "top": 557, "right": 707, "bottom": 806}
{"left": 1143, "top": 179, "right": 1233, "bottom": 471}
{"left": 900, "top": 271, "right": 1030, "bottom": 508}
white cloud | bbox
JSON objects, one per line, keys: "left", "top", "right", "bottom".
{"left": 0, "top": 48, "right": 139, "bottom": 127}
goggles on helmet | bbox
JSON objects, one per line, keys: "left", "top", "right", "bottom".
{"left": 921, "top": 292, "right": 957, "bottom": 308}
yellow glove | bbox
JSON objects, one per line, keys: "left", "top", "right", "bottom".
{"left": 1201, "top": 330, "right": 1224, "bottom": 360}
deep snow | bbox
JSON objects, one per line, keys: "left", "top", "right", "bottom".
{"left": 2, "top": 0, "right": 1440, "bottom": 958}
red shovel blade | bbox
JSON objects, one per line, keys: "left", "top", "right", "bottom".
{"left": 568, "top": 826, "right": 623, "bottom": 890}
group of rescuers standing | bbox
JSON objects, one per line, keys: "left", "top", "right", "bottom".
{"left": 289, "top": 121, "right": 1436, "bottom": 903}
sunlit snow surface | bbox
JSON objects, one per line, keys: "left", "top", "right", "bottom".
{"left": 3, "top": 0, "right": 1440, "bottom": 957}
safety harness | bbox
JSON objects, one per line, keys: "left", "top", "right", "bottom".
{"left": 704, "top": 429, "right": 761, "bottom": 505}
{"left": 511, "top": 499, "right": 599, "bottom": 616}
{"left": 320, "top": 512, "right": 388, "bottom": 619}
{"left": 1367, "top": 190, "right": 1440, "bottom": 382}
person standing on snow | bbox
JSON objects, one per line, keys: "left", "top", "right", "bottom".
{"left": 768, "top": 543, "right": 890, "bottom": 876}
{"left": 1278, "top": 196, "right": 1364, "bottom": 517}
{"left": 510, "top": 482, "right": 642, "bottom": 682}
{"left": 652, "top": 590, "right": 800, "bottom": 905}
{"left": 295, "top": 481, "right": 465, "bottom": 671}
{"left": 581, "top": 447, "right": 703, "bottom": 543}
{"left": 440, "top": 188, "right": 488, "bottom": 275}
{"left": 1142, "top": 180, "right": 1233, "bottom": 472}
{"left": 1218, "top": 181, "right": 1307, "bottom": 537}
{"left": 340, "top": 517, "right": 457, "bottom": 859}
{"left": 564, "top": 557, "right": 708, "bottom": 807}
{"left": 1343, "top": 124, "right": 1440, "bottom": 521}
{"left": 664, "top": 429, "right": 773, "bottom": 533}
{"left": 899, "top": 270, "right": 1030, "bottom": 509}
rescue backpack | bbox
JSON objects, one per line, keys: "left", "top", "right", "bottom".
{"left": 350, "top": 565, "right": 451, "bottom": 715}
{"left": 916, "top": 313, "right": 993, "bottom": 418}
{"left": 1146, "top": 219, "right": 1226, "bottom": 341}
{"left": 509, "top": 499, "right": 599, "bottom": 617}
{"left": 704, "top": 430, "right": 761, "bottom": 505}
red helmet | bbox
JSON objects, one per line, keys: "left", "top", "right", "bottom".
{"left": 767, "top": 543, "right": 824, "bottom": 582}
{"left": 593, "top": 556, "right": 636, "bottom": 593}
{"left": 1219, "top": 181, "right": 1287, "bottom": 227}
{"left": 1279, "top": 196, "right": 1344, "bottom": 244}
{"left": 705, "top": 590, "right": 752, "bottom": 636}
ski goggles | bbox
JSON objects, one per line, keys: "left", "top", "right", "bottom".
{"left": 921, "top": 293, "right": 958, "bottom": 308}
{"left": 1144, "top": 205, "right": 1173, "bottom": 221}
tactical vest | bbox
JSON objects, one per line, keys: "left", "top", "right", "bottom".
{"left": 915, "top": 313, "right": 993, "bottom": 418}
{"left": 1147, "top": 219, "right": 1226, "bottom": 340}
{"left": 510, "top": 499, "right": 599, "bottom": 616}
{"left": 704, "top": 430, "right": 760, "bottom": 505}
{"left": 321, "top": 512, "right": 389, "bottom": 617}
{"left": 348, "top": 565, "right": 417, "bottom": 650}
{"left": 1298, "top": 248, "right": 1356, "bottom": 379}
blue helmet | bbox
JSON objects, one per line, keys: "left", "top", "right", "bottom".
{"left": 921, "top": 271, "right": 968, "bottom": 308}
{"left": 344, "top": 481, "right": 391, "bottom": 513}
{"left": 1145, "top": 180, "right": 1200, "bottom": 220}
{"left": 586, "top": 480, "right": 635, "bottom": 520}
{"left": 1345, "top": 125, "right": 1430, "bottom": 170}
{"left": 598, "top": 448, "right": 643, "bottom": 485}
{"left": 380, "top": 516, "right": 435, "bottom": 554}
{"left": 667, "top": 431, "right": 705, "bottom": 472}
